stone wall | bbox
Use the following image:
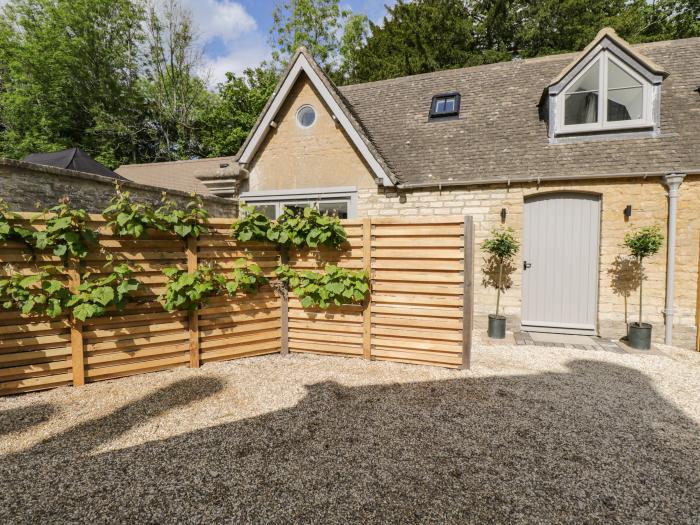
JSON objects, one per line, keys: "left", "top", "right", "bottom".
{"left": 0, "top": 160, "right": 237, "bottom": 217}
{"left": 358, "top": 175, "right": 699, "bottom": 349}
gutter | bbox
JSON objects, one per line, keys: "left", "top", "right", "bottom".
{"left": 394, "top": 169, "right": 698, "bottom": 190}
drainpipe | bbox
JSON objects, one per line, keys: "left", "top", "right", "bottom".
{"left": 662, "top": 173, "right": 686, "bottom": 345}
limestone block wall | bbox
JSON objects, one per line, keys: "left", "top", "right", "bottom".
{"left": 245, "top": 75, "right": 376, "bottom": 193}
{"left": 0, "top": 162, "right": 237, "bottom": 217}
{"left": 358, "top": 175, "right": 699, "bottom": 349}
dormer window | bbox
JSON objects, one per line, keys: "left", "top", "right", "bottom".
{"left": 557, "top": 50, "right": 654, "bottom": 134}
{"left": 430, "top": 93, "right": 460, "bottom": 118}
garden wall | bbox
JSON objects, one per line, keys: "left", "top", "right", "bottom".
{"left": 0, "top": 215, "right": 473, "bottom": 395}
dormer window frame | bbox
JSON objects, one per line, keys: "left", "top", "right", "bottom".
{"left": 556, "top": 50, "right": 653, "bottom": 135}
{"left": 546, "top": 38, "right": 665, "bottom": 140}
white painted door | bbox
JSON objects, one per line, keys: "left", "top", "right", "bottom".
{"left": 522, "top": 193, "right": 601, "bottom": 334}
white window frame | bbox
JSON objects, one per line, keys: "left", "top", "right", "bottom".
{"left": 240, "top": 187, "right": 357, "bottom": 219}
{"left": 556, "top": 50, "right": 653, "bottom": 135}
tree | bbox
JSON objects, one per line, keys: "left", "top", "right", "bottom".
{"left": 481, "top": 227, "right": 520, "bottom": 319}
{"left": 623, "top": 225, "right": 663, "bottom": 327}
{"left": 200, "top": 65, "right": 278, "bottom": 158}
{"left": 269, "top": 0, "right": 349, "bottom": 70}
{"left": 142, "top": 0, "right": 214, "bottom": 161}
{"left": 0, "top": 0, "right": 148, "bottom": 167}
{"left": 334, "top": 13, "right": 370, "bottom": 84}
{"left": 348, "top": 0, "right": 505, "bottom": 84}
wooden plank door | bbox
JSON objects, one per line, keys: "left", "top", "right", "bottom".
{"left": 522, "top": 193, "right": 601, "bottom": 335}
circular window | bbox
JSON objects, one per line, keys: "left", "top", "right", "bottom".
{"left": 296, "top": 105, "right": 316, "bottom": 128}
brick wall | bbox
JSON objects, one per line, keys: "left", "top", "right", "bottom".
{"left": 358, "top": 175, "right": 699, "bottom": 349}
{"left": 0, "top": 161, "right": 237, "bottom": 217}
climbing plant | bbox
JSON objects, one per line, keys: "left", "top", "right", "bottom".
{"left": 156, "top": 195, "right": 210, "bottom": 239}
{"left": 0, "top": 267, "right": 72, "bottom": 317}
{"left": 224, "top": 258, "right": 268, "bottom": 295}
{"left": 230, "top": 205, "right": 272, "bottom": 242}
{"left": 0, "top": 199, "right": 33, "bottom": 244}
{"left": 32, "top": 200, "right": 98, "bottom": 261}
{"left": 268, "top": 207, "right": 347, "bottom": 248}
{"left": 275, "top": 264, "right": 369, "bottom": 308}
{"left": 102, "top": 188, "right": 163, "bottom": 239}
{"left": 67, "top": 263, "right": 141, "bottom": 321}
{"left": 160, "top": 265, "right": 224, "bottom": 311}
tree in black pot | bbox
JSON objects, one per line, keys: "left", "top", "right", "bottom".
{"left": 623, "top": 225, "right": 664, "bottom": 349}
{"left": 481, "top": 228, "right": 519, "bottom": 339}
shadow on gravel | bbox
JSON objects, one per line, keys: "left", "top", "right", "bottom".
{"left": 0, "top": 403, "right": 55, "bottom": 437}
{"left": 1, "top": 360, "right": 698, "bottom": 523}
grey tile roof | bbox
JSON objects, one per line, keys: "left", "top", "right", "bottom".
{"left": 338, "top": 37, "right": 700, "bottom": 186}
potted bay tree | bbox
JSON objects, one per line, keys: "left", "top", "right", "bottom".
{"left": 482, "top": 228, "right": 519, "bottom": 339}
{"left": 623, "top": 225, "right": 664, "bottom": 349}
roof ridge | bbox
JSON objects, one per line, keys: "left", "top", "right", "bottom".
{"left": 338, "top": 36, "right": 699, "bottom": 92}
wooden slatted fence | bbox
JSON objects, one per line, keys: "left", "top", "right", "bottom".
{"left": 0, "top": 214, "right": 473, "bottom": 396}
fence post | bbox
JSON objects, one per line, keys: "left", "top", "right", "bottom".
{"left": 280, "top": 245, "right": 289, "bottom": 356}
{"left": 362, "top": 218, "right": 372, "bottom": 360}
{"left": 67, "top": 257, "right": 85, "bottom": 386}
{"left": 461, "top": 216, "right": 474, "bottom": 370}
{"left": 186, "top": 236, "right": 200, "bottom": 368}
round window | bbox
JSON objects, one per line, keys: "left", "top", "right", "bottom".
{"left": 296, "top": 105, "right": 316, "bottom": 128}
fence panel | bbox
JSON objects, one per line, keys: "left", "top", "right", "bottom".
{"left": 0, "top": 214, "right": 473, "bottom": 396}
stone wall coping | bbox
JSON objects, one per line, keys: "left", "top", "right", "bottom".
{"left": 0, "top": 157, "right": 234, "bottom": 206}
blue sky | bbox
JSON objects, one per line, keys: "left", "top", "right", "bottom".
{"left": 180, "top": 0, "right": 395, "bottom": 85}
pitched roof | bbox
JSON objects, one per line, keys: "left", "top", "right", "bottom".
{"left": 236, "top": 48, "right": 396, "bottom": 186}
{"left": 116, "top": 157, "right": 238, "bottom": 196}
{"left": 22, "top": 148, "right": 123, "bottom": 180}
{"left": 337, "top": 36, "right": 700, "bottom": 187}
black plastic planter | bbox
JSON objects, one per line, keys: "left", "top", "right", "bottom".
{"left": 488, "top": 314, "right": 506, "bottom": 339}
{"left": 628, "top": 322, "right": 652, "bottom": 350}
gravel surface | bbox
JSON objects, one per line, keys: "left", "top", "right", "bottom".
{"left": 1, "top": 338, "right": 699, "bottom": 524}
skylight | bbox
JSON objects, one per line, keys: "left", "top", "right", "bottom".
{"left": 430, "top": 93, "right": 460, "bottom": 118}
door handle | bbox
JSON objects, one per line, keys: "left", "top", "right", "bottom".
{"left": 523, "top": 261, "right": 532, "bottom": 270}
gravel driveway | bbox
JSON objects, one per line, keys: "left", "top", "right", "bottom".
{"left": 1, "top": 339, "right": 699, "bottom": 524}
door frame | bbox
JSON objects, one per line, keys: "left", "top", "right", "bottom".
{"left": 521, "top": 190, "right": 603, "bottom": 336}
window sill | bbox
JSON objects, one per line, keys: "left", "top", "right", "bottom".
{"left": 550, "top": 127, "right": 660, "bottom": 145}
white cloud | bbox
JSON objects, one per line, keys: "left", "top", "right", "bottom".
{"left": 205, "top": 37, "right": 271, "bottom": 86}
{"left": 179, "top": 0, "right": 257, "bottom": 45}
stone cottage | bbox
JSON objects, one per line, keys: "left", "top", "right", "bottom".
{"left": 218, "top": 29, "right": 698, "bottom": 348}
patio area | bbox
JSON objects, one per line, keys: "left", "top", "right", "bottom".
{"left": 1, "top": 337, "right": 698, "bottom": 523}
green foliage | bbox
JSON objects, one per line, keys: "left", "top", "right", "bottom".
{"left": 275, "top": 264, "right": 369, "bottom": 309}
{"left": 32, "top": 201, "right": 98, "bottom": 260}
{"left": 201, "top": 66, "right": 278, "bottom": 157}
{"left": 0, "top": 267, "right": 71, "bottom": 317}
{"left": 270, "top": 0, "right": 349, "bottom": 69}
{"left": 160, "top": 265, "right": 224, "bottom": 311}
{"left": 267, "top": 207, "right": 347, "bottom": 249}
{"left": 156, "top": 195, "right": 210, "bottom": 239}
{"left": 224, "top": 258, "right": 268, "bottom": 295}
{"left": 624, "top": 225, "right": 664, "bottom": 260}
{"left": 102, "top": 187, "right": 162, "bottom": 238}
{"left": 0, "top": 0, "right": 148, "bottom": 166}
{"left": 481, "top": 227, "right": 520, "bottom": 317}
{"left": 231, "top": 205, "right": 273, "bottom": 242}
{"left": 0, "top": 199, "right": 33, "bottom": 243}
{"left": 481, "top": 227, "right": 520, "bottom": 261}
{"left": 67, "top": 263, "right": 141, "bottom": 321}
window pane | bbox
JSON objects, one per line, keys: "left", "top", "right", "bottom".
{"left": 607, "top": 61, "right": 643, "bottom": 121}
{"left": 607, "top": 86, "right": 643, "bottom": 121}
{"left": 608, "top": 61, "right": 641, "bottom": 90}
{"left": 318, "top": 201, "right": 348, "bottom": 219}
{"left": 435, "top": 99, "right": 445, "bottom": 113}
{"left": 564, "top": 60, "right": 599, "bottom": 125}
{"left": 444, "top": 97, "right": 455, "bottom": 112}
{"left": 282, "top": 203, "right": 309, "bottom": 216}
{"left": 253, "top": 204, "right": 276, "bottom": 219}
{"left": 565, "top": 92, "right": 598, "bottom": 125}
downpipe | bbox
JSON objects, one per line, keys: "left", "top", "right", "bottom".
{"left": 662, "top": 173, "right": 686, "bottom": 345}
